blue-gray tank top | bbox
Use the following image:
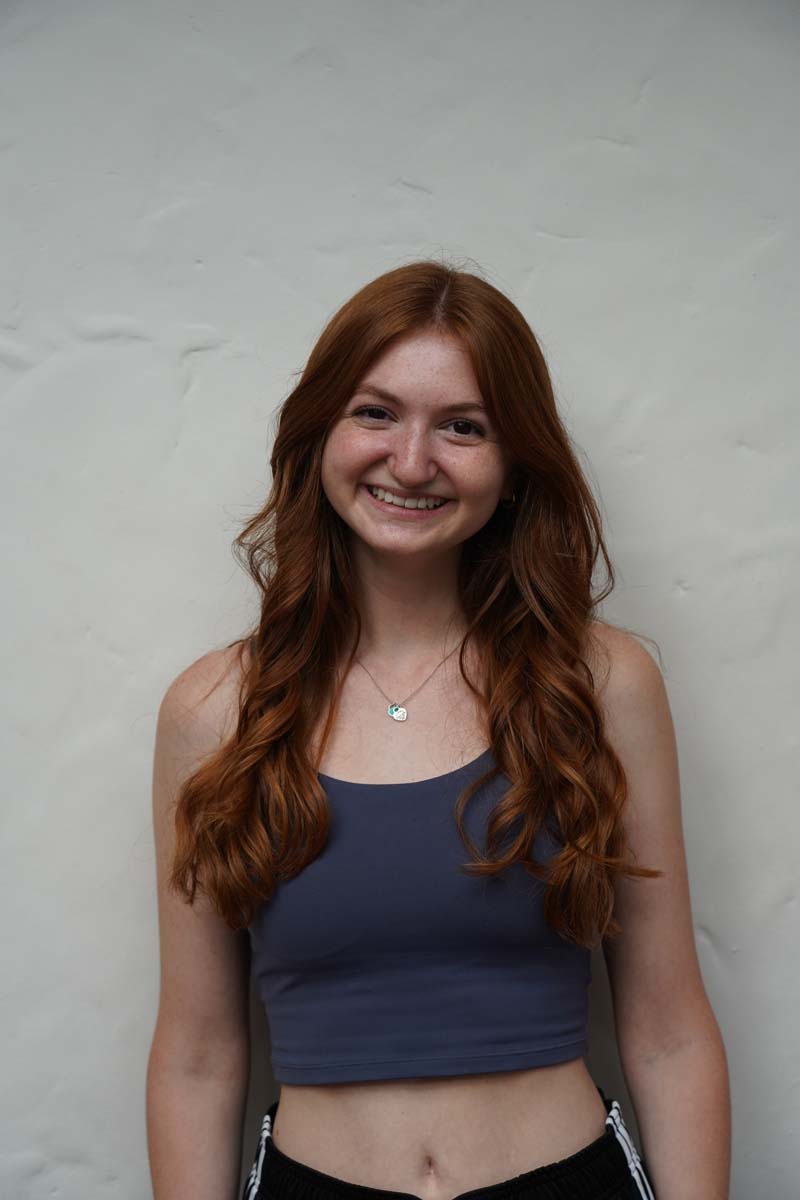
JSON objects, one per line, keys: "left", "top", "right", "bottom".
{"left": 247, "top": 747, "right": 591, "bottom": 1084}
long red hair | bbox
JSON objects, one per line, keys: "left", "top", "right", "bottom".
{"left": 169, "top": 258, "right": 661, "bottom": 947}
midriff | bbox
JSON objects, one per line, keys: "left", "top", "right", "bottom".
{"left": 271, "top": 1057, "right": 609, "bottom": 1200}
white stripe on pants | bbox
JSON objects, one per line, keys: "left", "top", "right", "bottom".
{"left": 244, "top": 1100, "right": 656, "bottom": 1200}
{"left": 604, "top": 1099, "right": 656, "bottom": 1199}
{"left": 244, "top": 1109, "right": 274, "bottom": 1200}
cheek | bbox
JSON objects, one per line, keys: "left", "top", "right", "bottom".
{"left": 320, "top": 435, "right": 349, "bottom": 501}
{"left": 454, "top": 452, "right": 506, "bottom": 495}
{"left": 320, "top": 432, "right": 372, "bottom": 499}
{"left": 321, "top": 427, "right": 354, "bottom": 469}
{"left": 323, "top": 428, "right": 390, "bottom": 477}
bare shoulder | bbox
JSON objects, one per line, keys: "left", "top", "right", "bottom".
{"left": 159, "top": 640, "right": 250, "bottom": 752}
{"left": 149, "top": 639, "right": 254, "bottom": 1067}
{"left": 584, "top": 618, "right": 663, "bottom": 706}
{"left": 584, "top": 618, "right": 674, "bottom": 798}
{"left": 586, "top": 622, "right": 714, "bottom": 1050}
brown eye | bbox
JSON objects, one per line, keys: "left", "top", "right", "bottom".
{"left": 352, "top": 407, "right": 486, "bottom": 439}
{"left": 448, "top": 418, "right": 486, "bottom": 438}
{"left": 353, "top": 406, "right": 390, "bottom": 421}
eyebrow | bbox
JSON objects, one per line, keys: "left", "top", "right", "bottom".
{"left": 353, "top": 382, "right": 487, "bottom": 415}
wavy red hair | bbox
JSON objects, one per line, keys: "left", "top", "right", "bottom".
{"left": 169, "top": 258, "right": 661, "bottom": 947}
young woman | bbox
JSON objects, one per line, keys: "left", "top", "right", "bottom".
{"left": 146, "top": 261, "right": 731, "bottom": 1200}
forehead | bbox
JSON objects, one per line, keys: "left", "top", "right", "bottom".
{"left": 356, "top": 331, "right": 485, "bottom": 410}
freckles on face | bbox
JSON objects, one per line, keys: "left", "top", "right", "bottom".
{"left": 320, "top": 421, "right": 373, "bottom": 490}
{"left": 322, "top": 423, "right": 503, "bottom": 500}
{"left": 320, "top": 436, "right": 510, "bottom": 555}
{"left": 323, "top": 405, "right": 508, "bottom": 487}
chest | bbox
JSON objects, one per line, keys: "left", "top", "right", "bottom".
{"left": 252, "top": 765, "right": 565, "bottom": 970}
{"left": 310, "top": 649, "right": 489, "bottom": 785}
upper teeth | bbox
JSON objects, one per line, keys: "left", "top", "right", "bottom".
{"left": 366, "top": 485, "right": 447, "bottom": 510}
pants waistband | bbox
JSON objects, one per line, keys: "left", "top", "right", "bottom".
{"left": 243, "top": 1085, "right": 655, "bottom": 1200}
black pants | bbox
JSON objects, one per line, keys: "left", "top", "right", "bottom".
{"left": 242, "top": 1085, "right": 656, "bottom": 1200}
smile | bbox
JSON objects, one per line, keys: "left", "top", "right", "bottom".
{"left": 361, "top": 483, "right": 454, "bottom": 518}
{"left": 367, "top": 484, "right": 447, "bottom": 509}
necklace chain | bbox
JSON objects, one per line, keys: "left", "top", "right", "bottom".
{"left": 354, "top": 638, "right": 464, "bottom": 722}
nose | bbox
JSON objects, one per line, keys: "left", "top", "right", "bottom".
{"left": 386, "top": 427, "right": 442, "bottom": 488}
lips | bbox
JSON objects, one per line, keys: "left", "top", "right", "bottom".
{"left": 364, "top": 484, "right": 450, "bottom": 503}
{"left": 360, "top": 483, "right": 454, "bottom": 517}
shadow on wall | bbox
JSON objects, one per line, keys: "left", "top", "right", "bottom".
{"left": 240, "top": 986, "right": 275, "bottom": 1197}
{"left": 587, "top": 945, "right": 640, "bottom": 1142}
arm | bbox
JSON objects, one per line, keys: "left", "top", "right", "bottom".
{"left": 594, "top": 627, "right": 732, "bottom": 1200}
{"left": 146, "top": 649, "right": 253, "bottom": 1200}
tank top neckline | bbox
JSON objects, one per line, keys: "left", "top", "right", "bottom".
{"left": 317, "top": 745, "right": 494, "bottom": 789}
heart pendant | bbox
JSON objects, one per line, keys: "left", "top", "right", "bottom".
{"left": 388, "top": 703, "right": 408, "bottom": 722}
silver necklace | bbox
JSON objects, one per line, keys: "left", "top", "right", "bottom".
{"left": 355, "top": 639, "right": 464, "bottom": 722}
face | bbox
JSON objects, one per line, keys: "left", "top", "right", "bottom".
{"left": 320, "top": 330, "right": 513, "bottom": 564}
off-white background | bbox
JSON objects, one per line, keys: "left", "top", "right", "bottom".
{"left": 2, "top": 2, "right": 797, "bottom": 1197}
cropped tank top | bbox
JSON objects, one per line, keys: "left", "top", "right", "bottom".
{"left": 247, "top": 747, "right": 591, "bottom": 1084}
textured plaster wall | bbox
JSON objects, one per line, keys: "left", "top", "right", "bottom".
{"left": 2, "top": 2, "right": 797, "bottom": 1197}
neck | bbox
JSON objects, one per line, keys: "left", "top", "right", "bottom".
{"left": 348, "top": 551, "right": 467, "bottom": 670}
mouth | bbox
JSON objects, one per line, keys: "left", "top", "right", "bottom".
{"left": 360, "top": 483, "right": 455, "bottom": 519}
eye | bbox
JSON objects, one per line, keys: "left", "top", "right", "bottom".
{"left": 352, "top": 405, "right": 391, "bottom": 422}
{"left": 351, "top": 405, "right": 486, "bottom": 439}
{"left": 448, "top": 418, "right": 486, "bottom": 438}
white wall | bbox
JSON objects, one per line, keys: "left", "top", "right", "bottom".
{"left": 2, "top": 1, "right": 797, "bottom": 1196}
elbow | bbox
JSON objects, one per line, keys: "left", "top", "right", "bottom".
{"left": 148, "top": 1017, "right": 250, "bottom": 1083}
{"left": 618, "top": 999, "right": 727, "bottom": 1070}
